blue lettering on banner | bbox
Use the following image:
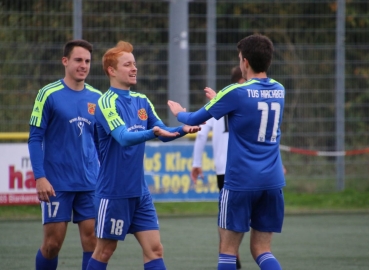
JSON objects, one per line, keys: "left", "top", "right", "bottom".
{"left": 144, "top": 142, "right": 219, "bottom": 202}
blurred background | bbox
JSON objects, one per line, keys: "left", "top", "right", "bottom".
{"left": 0, "top": 0, "right": 368, "bottom": 193}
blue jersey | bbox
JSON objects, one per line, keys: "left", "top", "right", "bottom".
{"left": 205, "top": 78, "right": 286, "bottom": 191}
{"left": 95, "top": 88, "right": 161, "bottom": 199}
{"left": 29, "top": 80, "right": 102, "bottom": 191}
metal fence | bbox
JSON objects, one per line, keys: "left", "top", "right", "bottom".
{"left": 0, "top": 0, "right": 368, "bottom": 192}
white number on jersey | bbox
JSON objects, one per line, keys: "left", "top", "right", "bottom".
{"left": 257, "top": 102, "right": 280, "bottom": 143}
{"left": 110, "top": 218, "right": 124, "bottom": 235}
{"left": 46, "top": 202, "right": 60, "bottom": 218}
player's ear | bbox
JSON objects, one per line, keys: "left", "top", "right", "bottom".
{"left": 61, "top": 56, "right": 68, "bottom": 67}
{"left": 243, "top": 58, "right": 250, "bottom": 70}
{"left": 107, "top": 66, "right": 115, "bottom": 76}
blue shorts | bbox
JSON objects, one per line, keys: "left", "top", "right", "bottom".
{"left": 41, "top": 191, "right": 95, "bottom": 225}
{"left": 218, "top": 188, "right": 284, "bottom": 233}
{"left": 94, "top": 194, "right": 159, "bottom": 241}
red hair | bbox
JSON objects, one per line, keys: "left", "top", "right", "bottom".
{"left": 102, "top": 41, "right": 133, "bottom": 76}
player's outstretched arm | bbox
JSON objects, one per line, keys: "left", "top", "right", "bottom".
{"left": 183, "top": 125, "right": 201, "bottom": 134}
{"left": 152, "top": 126, "right": 180, "bottom": 137}
{"left": 167, "top": 100, "right": 186, "bottom": 117}
{"left": 204, "top": 87, "right": 216, "bottom": 100}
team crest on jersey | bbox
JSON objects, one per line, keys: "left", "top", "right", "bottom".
{"left": 138, "top": 108, "right": 148, "bottom": 120}
{"left": 87, "top": 103, "right": 96, "bottom": 115}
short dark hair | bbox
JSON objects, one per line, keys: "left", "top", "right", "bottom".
{"left": 63, "top": 39, "right": 93, "bottom": 58}
{"left": 237, "top": 34, "right": 274, "bottom": 73}
{"left": 230, "top": 66, "right": 243, "bottom": 83}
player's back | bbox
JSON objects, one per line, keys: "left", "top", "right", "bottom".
{"left": 206, "top": 78, "right": 285, "bottom": 191}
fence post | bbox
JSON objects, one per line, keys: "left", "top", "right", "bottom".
{"left": 335, "top": 0, "right": 346, "bottom": 190}
{"left": 73, "top": 0, "right": 82, "bottom": 39}
{"left": 207, "top": 0, "right": 216, "bottom": 92}
{"left": 168, "top": 0, "right": 189, "bottom": 126}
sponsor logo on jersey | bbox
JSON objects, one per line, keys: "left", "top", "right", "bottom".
{"left": 69, "top": 116, "right": 91, "bottom": 136}
{"left": 138, "top": 108, "right": 148, "bottom": 120}
{"left": 108, "top": 111, "right": 116, "bottom": 118}
{"left": 88, "top": 103, "right": 96, "bottom": 115}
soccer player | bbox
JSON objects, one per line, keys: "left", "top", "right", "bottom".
{"left": 86, "top": 41, "right": 200, "bottom": 270}
{"left": 191, "top": 66, "right": 245, "bottom": 269}
{"left": 28, "top": 39, "right": 102, "bottom": 270}
{"left": 168, "top": 34, "right": 285, "bottom": 270}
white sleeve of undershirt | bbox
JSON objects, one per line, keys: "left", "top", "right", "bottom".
{"left": 192, "top": 119, "right": 213, "bottom": 167}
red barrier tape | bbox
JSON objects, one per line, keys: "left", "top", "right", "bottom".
{"left": 279, "top": 145, "right": 369, "bottom": 157}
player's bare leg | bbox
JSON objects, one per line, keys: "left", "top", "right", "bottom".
{"left": 135, "top": 230, "right": 166, "bottom": 269}
{"left": 91, "top": 238, "right": 118, "bottom": 263}
{"left": 86, "top": 238, "right": 118, "bottom": 270}
{"left": 35, "top": 222, "right": 68, "bottom": 270}
{"left": 40, "top": 222, "right": 68, "bottom": 259}
{"left": 250, "top": 228, "right": 281, "bottom": 270}
{"left": 218, "top": 227, "right": 244, "bottom": 269}
{"left": 78, "top": 218, "right": 96, "bottom": 270}
{"left": 78, "top": 218, "right": 96, "bottom": 251}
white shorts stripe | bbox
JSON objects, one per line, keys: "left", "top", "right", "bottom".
{"left": 41, "top": 201, "right": 45, "bottom": 224}
{"left": 219, "top": 189, "right": 229, "bottom": 229}
{"left": 97, "top": 198, "right": 108, "bottom": 238}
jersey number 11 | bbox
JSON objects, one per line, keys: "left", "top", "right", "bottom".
{"left": 257, "top": 102, "right": 281, "bottom": 143}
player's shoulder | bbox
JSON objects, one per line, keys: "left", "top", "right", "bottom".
{"left": 247, "top": 78, "right": 285, "bottom": 90}
{"left": 36, "top": 80, "right": 64, "bottom": 102}
{"left": 130, "top": 91, "right": 153, "bottom": 107}
{"left": 85, "top": 83, "right": 103, "bottom": 95}
{"left": 98, "top": 89, "right": 117, "bottom": 109}
{"left": 219, "top": 82, "right": 243, "bottom": 94}
{"left": 130, "top": 91, "right": 148, "bottom": 99}
{"left": 268, "top": 78, "right": 285, "bottom": 90}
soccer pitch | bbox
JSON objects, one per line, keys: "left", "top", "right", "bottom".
{"left": 0, "top": 214, "right": 368, "bottom": 269}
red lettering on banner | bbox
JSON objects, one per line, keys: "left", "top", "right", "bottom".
{"left": 25, "top": 171, "right": 36, "bottom": 189}
{"left": 0, "top": 194, "right": 39, "bottom": 205}
{"left": 9, "top": 166, "right": 23, "bottom": 189}
{"left": 9, "top": 166, "right": 35, "bottom": 189}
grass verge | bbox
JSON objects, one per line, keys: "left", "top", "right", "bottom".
{"left": 0, "top": 189, "right": 368, "bottom": 220}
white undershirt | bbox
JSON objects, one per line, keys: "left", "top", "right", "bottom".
{"left": 192, "top": 117, "right": 229, "bottom": 175}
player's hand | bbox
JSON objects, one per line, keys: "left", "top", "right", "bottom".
{"left": 36, "top": 177, "right": 56, "bottom": 202}
{"left": 153, "top": 126, "right": 180, "bottom": 137}
{"left": 204, "top": 87, "right": 216, "bottom": 100}
{"left": 183, "top": 125, "right": 201, "bottom": 134}
{"left": 190, "top": 167, "right": 204, "bottom": 183}
{"left": 167, "top": 100, "right": 186, "bottom": 117}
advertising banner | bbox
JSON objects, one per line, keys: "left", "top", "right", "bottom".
{"left": 145, "top": 142, "right": 219, "bottom": 202}
{"left": 0, "top": 142, "right": 218, "bottom": 205}
{"left": 0, "top": 144, "right": 38, "bottom": 205}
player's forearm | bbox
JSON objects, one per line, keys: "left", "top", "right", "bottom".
{"left": 28, "top": 132, "right": 45, "bottom": 179}
{"left": 111, "top": 125, "right": 156, "bottom": 147}
{"left": 153, "top": 120, "right": 186, "bottom": 142}
{"left": 177, "top": 107, "right": 211, "bottom": 126}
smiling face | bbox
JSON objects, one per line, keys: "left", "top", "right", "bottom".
{"left": 62, "top": 46, "right": 91, "bottom": 84}
{"left": 109, "top": 52, "right": 137, "bottom": 90}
